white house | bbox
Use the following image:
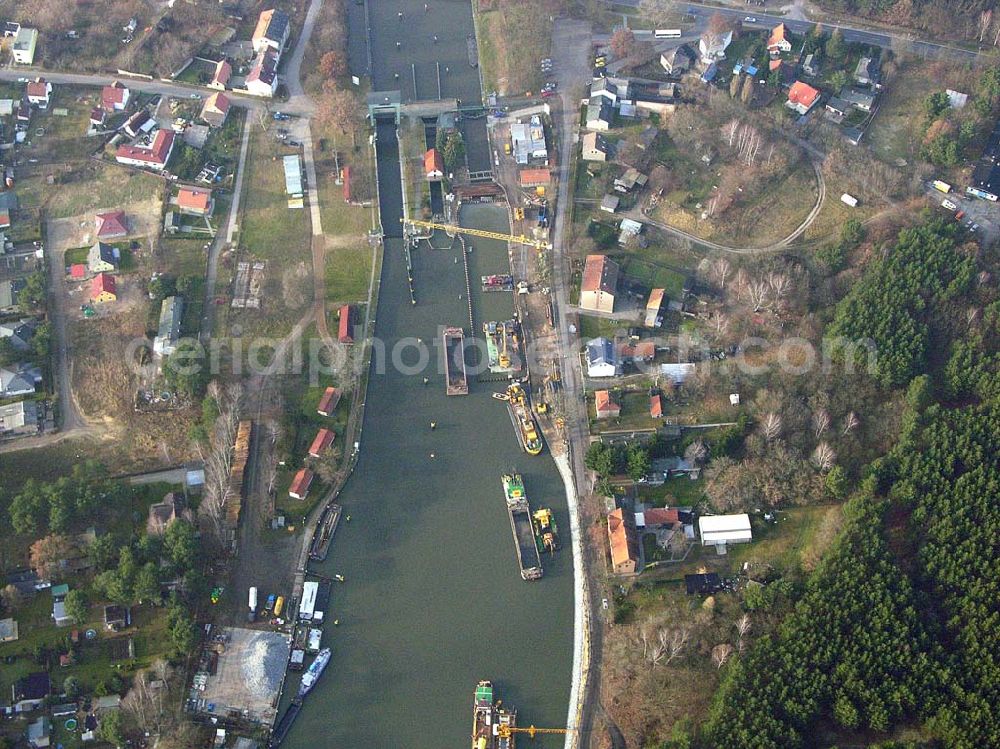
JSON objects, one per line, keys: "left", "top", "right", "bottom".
{"left": 11, "top": 27, "right": 38, "bottom": 65}
{"left": 25, "top": 78, "right": 51, "bottom": 109}
{"left": 245, "top": 48, "right": 279, "bottom": 97}
{"left": 698, "top": 514, "right": 752, "bottom": 548}
{"left": 586, "top": 337, "right": 619, "bottom": 378}
{"left": 698, "top": 30, "right": 732, "bottom": 64}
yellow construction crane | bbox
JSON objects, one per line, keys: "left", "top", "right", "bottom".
{"left": 400, "top": 218, "right": 551, "bottom": 250}
{"left": 497, "top": 724, "right": 571, "bottom": 739}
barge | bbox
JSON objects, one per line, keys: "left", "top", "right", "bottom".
{"left": 505, "top": 383, "right": 543, "bottom": 455}
{"left": 268, "top": 699, "right": 301, "bottom": 749}
{"left": 483, "top": 319, "right": 523, "bottom": 375}
{"left": 502, "top": 473, "right": 543, "bottom": 581}
{"left": 309, "top": 503, "right": 343, "bottom": 561}
{"left": 443, "top": 326, "right": 469, "bottom": 395}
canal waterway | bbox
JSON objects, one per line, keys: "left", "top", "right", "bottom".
{"left": 281, "top": 1, "right": 574, "bottom": 746}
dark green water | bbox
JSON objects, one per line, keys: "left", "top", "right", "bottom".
{"left": 281, "top": 6, "right": 574, "bottom": 738}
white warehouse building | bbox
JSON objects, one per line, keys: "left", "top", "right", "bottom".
{"left": 698, "top": 513, "right": 752, "bottom": 550}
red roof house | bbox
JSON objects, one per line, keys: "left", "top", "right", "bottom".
{"left": 209, "top": 60, "right": 232, "bottom": 90}
{"left": 89, "top": 108, "right": 106, "bottom": 127}
{"left": 70, "top": 264, "right": 87, "bottom": 279}
{"left": 308, "top": 428, "right": 336, "bottom": 458}
{"left": 767, "top": 23, "right": 792, "bottom": 54}
{"left": 91, "top": 272, "right": 117, "bottom": 303}
{"left": 115, "top": 128, "right": 175, "bottom": 170}
{"left": 786, "top": 81, "right": 821, "bottom": 115}
{"left": 317, "top": 386, "right": 342, "bottom": 416}
{"left": 519, "top": 168, "right": 551, "bottom": 188}
{"left": 289, "top": 468, "right": 314, "bottom": 500}
{"left": 594, "top": 390, "right": 621, "bottom": 419}
{"left": 101, "top": 81, "right": 130, "bottom": 112}
{"left": 424, "top": 148, "right": 444, "bottom": 180}
{"left": 95, "top": 211, "right": 128, "bottom": 239}
{"left": 650, "top": 394, "right": 664, "bottom": 419}
{"left": 642, "top": 507, "right": 680, "bottom": 526}
{"left": 338, "top": 304, "right": 354, "bottom": 344}
{"left": 177, "top": 186, "right": 214, "bottom": 216}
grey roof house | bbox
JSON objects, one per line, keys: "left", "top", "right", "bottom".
{"left": 0, "top": 363, "right": 41, "bottom": 398}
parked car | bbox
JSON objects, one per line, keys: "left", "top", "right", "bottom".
{"left": 744, "top": 16, "right": 758, "bottom": 23}
{"left": 941, "top": 199, "right": 958, "bottom": 211}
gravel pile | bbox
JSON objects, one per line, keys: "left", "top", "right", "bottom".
{"left": 242, "top": 633, "right": 287, "bottom": 699}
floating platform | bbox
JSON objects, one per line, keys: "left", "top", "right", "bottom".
{"left": 482, "top": 319, "right": 523, "bottom": 375}
{"left": 482, "top": 274, "right": 513, "bottom": 293}
{"left": 444, "top": 327, "right": 469, "bottom": 396}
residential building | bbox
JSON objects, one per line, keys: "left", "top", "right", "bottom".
{"left": 617, "top": 339, "right": 655, "bottom": 363}
{"left": 338, "top": 304, "right": 354, "bottom": 344}
{"left": 0, "top": 278, "right": 23, "bottom": 311}
{"left": 91, "top": 273, "right": 117, "bottom": 303}
{"left": 767, "top": 23, "right": 792, "bottom": 55}
{"left": 600, "top": 194, "right": 620, "bottom": 214}
{"left": 825, "top": 96, "right": 850, "bottom": 118}
{"left": 579, "top": 254, "right": 618, "bottom": 313}
{"left": 25, "top": 78, "right": 51, "bottom": 109}
{"left": 840, "top": 87, "right": 876, "bottom": 112}
{"left": 87, "top": 241, "right": 118, "bottom": 273}
{"left": 585, "top": 99, "right": 613, "bottom": 131}
{"left": 103, "top": 605, "right": 129, "bottom": 631}
{"left": 200, "top": 92, "right": 230, "bottom": 127}
{"left": 786, "top": 81, "right": 821, "bottom": 115}
{"left": 116, "top": 128, "right": 175, "bottom": 170}
{"left": 146, "top": 491, "right": 191, "bottom": 535}
{"left": 618, "top": 217, "right": 643, "bottom": 246}
{"left": 12, "top": 673, "right": 49, "bottom": 712}
{"left": 89, "top": 108, "right": 106, "bottom": 128}
{"left": 289, "top": 468, "right": 314, "bottom": 500}
{"left": 11, "top": 27, "right": 37, "bottom": 65}
{"left": 594, "top": 389, "right": 620, "bottom": 419}
{"left": 153, "top": 295, "right": 183, "bottom": 356}
{"left": 614, "top": 167, "right": 648, "bottom": 193}
{"left": 95, "top": 210, "right": 128, "bottom": 239}
{"left": 637, "top": 507, "right": 680, "bottom": 528}
{"left": 308, "top": 428, "right": 336, "bottom": 458}
{"left": 317, "top": 386, "right": 342, "bottom": 416}
{"left": 177, "top": 186, "right": 214, "bottom": 215}
{"left": 802, "top": 53, "right": 820, "bottom": 77}
{"left": 854, "top": 56, "right": 881, "bottom": 88}
{"left": 15, "top": 96, "right": 31, "bottom": 125}
{"left": 589, "top": 78, "right": 619, "bottom": 105}
{"left": 0, "top": 363, "right": 40, "bottom": 398}
{"left": 698, "top": 513, "right": 753, "bottom": 548}
{"left": 585, "top": 337, "right": 619, "bottom": 378}
{"left": 659, "top": 44, "right": 697, "bottom": 75}
{"left": 101, "top": 81, "right": 130, "bottom": 112}
{"left": 2, "top": 22, "right": 19, "bottom": 37}
{"left": 0, "top": 400, "right": 37, "bottom": 436}
{"left": 698, "top": 30, "right": 733, "bottom": 64}
{"left": 518, "top": 168, "right": 550, "bottom": 188}
{"left": 209, "top": 60, "right": 232, "bottom": 90}
{"left": 252, "top": 8, "right": 290, "bottom": 54}
{"left": 424, "top": 148, "right": 444, "bottom": 180}
{"left": 645, "top": 288, "right": 665, "bottom": 328}
{"left": 246, "top": 48, "right": 279, "bottom": 97}
{"left": 510, "top": 116, "right": 548, "bottom": 165}
{"left": 649, "top": 394, "right": 663, "bottom": 418}
{"left": 607, "top": 507, "right": 640, "bottom": 574}
{"left": 969, "top": 123, "right": 1000, "bottom": 201}
{"left": 0, "top": 319, "right": 36, "bottom": 351}
{"left": 0, "top": 617, "right": 17, "bottom": 642}
{"left": 51, "top": 583, "right": 71, "bottom": 626}
{"left": 123, "top": 110, "right": 153, "bottom": 138}
{"left": 581, "top": 131, "right": 609, "bottom": 162}
{"left": 27, "top": 715, "right": 51, "bottom": 747}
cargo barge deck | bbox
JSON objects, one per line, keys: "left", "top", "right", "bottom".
{"left": 308, "top": 503, "right": 342, "bottom": 562}
{"left": 502, "top": 474, "right": 543, "bottom": 581}
{"left": 444, "top": 326, "right": 469, "bottom": 395}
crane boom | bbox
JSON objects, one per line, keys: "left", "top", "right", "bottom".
{"left": 497, "top": 725, "right": 571, "bottom": 739}
{"left": 400, "top": 217, "right": 552, "bottom": 250}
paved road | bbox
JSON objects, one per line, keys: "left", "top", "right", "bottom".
{"left": 610, "top": 0, "right": 990, "bottom": 63}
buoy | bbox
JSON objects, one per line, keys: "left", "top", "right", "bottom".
{"left": 430, "top": 453, "right": 436, "bottom": 459}
{"left": 346, "top": 515, "right": 351, "bottom": 521}
{"left": 423, "top": 377, "right": 429, "bottom": 385}
{"left": 430, "top": 421, "right": 437, "bottom": 429}
{"left": 334, "top": 619, "right": 340, "bottom": 626}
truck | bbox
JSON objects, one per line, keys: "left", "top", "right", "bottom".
{"left": 247, "top": 587, "right": 258, "bottom": 623}
{"left": 932, "top": 180, "right": 952, "bottom": 194}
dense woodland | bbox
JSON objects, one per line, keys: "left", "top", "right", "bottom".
{"left": 817, "top": 0, "right": 1000, "bottom": 43}
{"left": 694, "top": 217, "right": 1000, "bottom": 748}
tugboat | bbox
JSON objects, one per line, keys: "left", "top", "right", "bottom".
{"left": 506, "top": 382, "right": 543, "bottom": 455}
{"left": 532, "top": 507, "right": 560, "bottom": 553}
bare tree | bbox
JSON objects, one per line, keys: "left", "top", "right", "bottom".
{"left": 684, "top": 440, "right": 708, "bottom": 465}
{"left": 736, "top": 613, "right": 752, "bottom": 652}
{"left": 762, "top": 412, "right": 782, "bottom": 441}
{"left": 711, "top": 643, "right": 734, "bottom": 669}
{"left": 978, "top": 9, "right": 993, "bottom": 43}
{"left": 711, "top": 257, "right": 731, "bottom": 290}
{"left": 640, "top": 621, "right": 691, "bottom": 667}
{"left": 841, "top": 411, "right": 859, "bottom": 436}
{"left": 811, "top": 442, "right": 836, "bottom": 472}
{"left": 812, "top": 409, "right": 830, "bottom": 439}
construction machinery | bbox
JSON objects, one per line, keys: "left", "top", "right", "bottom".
{"left": 401, "top": 217, "right": 551, "bottom": 250}
{"left": 497, "top": 724, "right": 571, "bottom": 739}
{"left": 498, "top": 322, "right": 511, "bottom": 369}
